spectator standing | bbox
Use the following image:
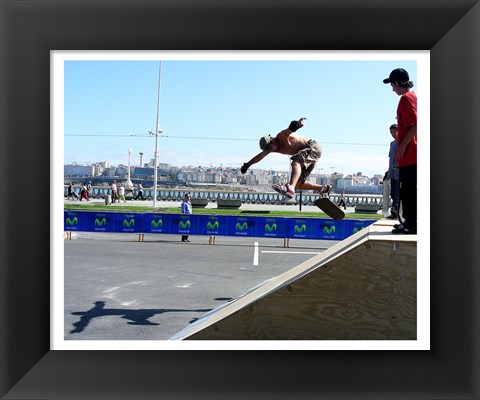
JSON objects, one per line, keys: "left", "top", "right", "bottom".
{"left": 110, "top": 180, "right": 117, "bottom": 203}
{"left": 181, "top": 193, "right": 192, "bottom": 242}
{"left": 386, "top": 124, "right": 399, "bottom": 219}
{"left": 67, "top": 182, "right": 79, "bottom": 199}
{"left": 118, "top": 184, "right": 127, "bottom": 203}
{"left": 87, "top": 181, "right": 93, "bottom": 199}
{"left": 383, "top": 68, "right": 417, "bottom": 234}
{"left": 337, "top": 190, "right": 347, "bottom": 210}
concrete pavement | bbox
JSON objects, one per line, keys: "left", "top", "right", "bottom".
{"left": 64, "top": 232, "right": 338, "bottom": 342}
{"left": 62, "top": 197, "right": 383, "bottom": 344}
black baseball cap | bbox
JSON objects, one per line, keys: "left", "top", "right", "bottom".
{"left": 383, "top": 68, "right": 410, "bottom": 84}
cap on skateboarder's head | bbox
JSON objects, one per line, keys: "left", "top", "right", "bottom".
{"left": 259, "top": 135, "right": 273, "bottom": 150}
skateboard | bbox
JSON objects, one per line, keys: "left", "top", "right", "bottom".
{"left": 314, "top": 197, "right": 345, "bottom": 220}
{"left": 382, "top": 178, "right": 390, "bottom": 218}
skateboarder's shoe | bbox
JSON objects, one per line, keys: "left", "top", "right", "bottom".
{"left": 318, "top": 184, "right": 331, "bottom": 197}
{"left": 272, "top": 183, "right": 295, "bottom": 198}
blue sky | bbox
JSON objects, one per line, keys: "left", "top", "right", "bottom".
{"left": 63, "top": 53, "right": 421, "bottom": 176}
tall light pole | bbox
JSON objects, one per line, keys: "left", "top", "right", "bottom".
{"left": 126, "top": 148, "right": 133, "bottom": 189}
{"left": 153, "top": 61, "right": 163, "bottom": 208}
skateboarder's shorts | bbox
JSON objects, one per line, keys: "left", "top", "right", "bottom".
{"left": 291, "top": 140, "right": 322, "bottom": 183}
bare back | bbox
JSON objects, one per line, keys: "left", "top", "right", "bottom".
{"left": 273, "top": 129, "right": 310, "bottom": 155}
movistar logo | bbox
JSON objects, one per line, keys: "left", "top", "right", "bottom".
{"left": 294, "top": 224, "right": 306, "bottom": 233}
{"left": 207, "top": 221, "right": 219, "bottom": 230}
{"left": 265, "top": 223, "right": 277, "bottom": 233}
{"left": 123, "top": 219, "right": 135, "bottom": 228}
{"left": 236, "top": 222, "right": 248, "bottom": 231}
{"left": 151, "top": 219, "right": 163, "bottom": 228}
{"left": 66, "top": 217, "right": 78, "bottom": 226}
{"left": 324, "top": 225, "right": 335, "bottom": 234}
{"left": 95, "top": 218, "right": 107, "bottom": 227}
{"left": 353, "top": 227, "right": 364, "bottom": 234}
{"left": 179, "top": 220, "right": 190, "bottom": 229}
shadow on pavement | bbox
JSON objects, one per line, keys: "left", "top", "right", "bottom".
{"left": 70, "top": 301, "right": 212, "bottom": 334}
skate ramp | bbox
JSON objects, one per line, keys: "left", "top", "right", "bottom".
{"left": 170, "top": 221, "right": 417, "bottom": 340}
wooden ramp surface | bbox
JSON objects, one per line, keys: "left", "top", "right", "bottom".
{"left": 170, "top": 220, "right": 417, "bottom": 340}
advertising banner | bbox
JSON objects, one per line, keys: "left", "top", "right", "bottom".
{"left": 114, "top": 213, "right": 143, "bottom": 233}
{"left": 317, "top": 219, "right": 345, "bottom": 240}
{"left": 347, "top": 220, "right": 372, "bottom": 236}
{"left": 170, "top": 214, "right": 199, "bottom": 235}
{"left": 64, "top": 210, "right": 86, "bottom": 232}
{"left": 64, "top": 211, "right": 375, "bottom": 241}
{"left": 85, "top": 212, "right": 116, "bottom": 233}
{"left": 228, "top": 216, "right": 257, "bottom": 237}
{"left": 200, "top": 215, "right": 227, "bottom": 236}
{"left": 143, "top": 214, "right": 171, "bottom": 234}
{"left": 289, "top": 218, "right": 317, "bottom": 239}
{"left": 256, "top": 217, "right": 287, "bottom": 238}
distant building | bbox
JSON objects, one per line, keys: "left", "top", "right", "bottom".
{"left": 116, "top": 165, "right": 128, "bottom": 178}
{"left": 102, "top": 167, "right": 117, "bottom": 178}
{"left": 64, "top": 164, "right": 94, "bottom": 178}
{"left": 93, "top": 164, "right": 104, "bottom": 176}
{"left": 336, "top": 173, "right": 381, "bottom": 194}
{"left": 64, "top": 160, "right": 384, "bottom": 191}
{"left": 133, "top": 167, "right": 156, "bottom": 179}
{"left": 372, "top": 174, "right": 383, "bottom": 185}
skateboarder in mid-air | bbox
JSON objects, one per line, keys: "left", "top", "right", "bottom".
{"left": 240, "top": 118, "right": 331, "bottom": 198}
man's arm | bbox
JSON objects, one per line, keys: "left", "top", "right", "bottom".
{"left": 270, "top": 117, "right": 306, "bottom": 145}
{"left": 395, "top": 124, "right": 417, "bottom": 161}
{"left": 241, "top": 150, "right": 269, "bottom": 174}
{"left": 241, "top": 118, "right": 306, "bottom": 173}
{"left": 288, "top": 117, "right": 306, "bottom": 132}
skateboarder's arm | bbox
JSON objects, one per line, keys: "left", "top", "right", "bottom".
{"left": 241, "top": 150, "right": 269, "bottom": 173}
{"left": 276, "top": 118, "right": 306, "bottom": 140}
{"left": 287, "top": 117, "right": 306, "bottom": 132}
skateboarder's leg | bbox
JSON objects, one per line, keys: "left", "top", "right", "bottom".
{"left": 273, "top": 160, "right": 329, "bottom": 197}
{"left": 292, "top": 163, "right": 331, "bottom": 194}
{"left": 296, "top": 180, "right": 331, "bottom": 195}
{"left": 288, "top": 161, "right": 302, "bottom": 188}
{"left": 272, "top": 161, "right": 302, "bottom": 198}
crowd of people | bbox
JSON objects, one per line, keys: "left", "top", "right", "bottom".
{"left": 66, "top": 181, "right": 148, "bottom": 204}
{"left": 67, "top": 181, "right": 92, "bottom": 201}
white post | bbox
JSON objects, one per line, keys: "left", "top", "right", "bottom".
{"left": 126, "top": 147, "right": 133, "bottom": 189}
{"left": 153, "top": 61, "right": 163, "bottom": 207}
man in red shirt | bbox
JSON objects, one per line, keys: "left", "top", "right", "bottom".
{"left": 383, "top": 68, "right": 417, "bottom": 234}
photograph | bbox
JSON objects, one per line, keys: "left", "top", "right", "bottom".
{"left": 1, "top": 0, "right": 479, "bottom": 399}
{"left": 55, "top": 51, "right": 428, "bottom": 350}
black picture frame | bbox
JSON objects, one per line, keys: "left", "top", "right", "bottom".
{"left": 1, "top": 0, "right": 479, "bottom": 399}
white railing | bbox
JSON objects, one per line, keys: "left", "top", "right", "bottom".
{"left": 65, "top": 185, "right": 384, "bottom": 207}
